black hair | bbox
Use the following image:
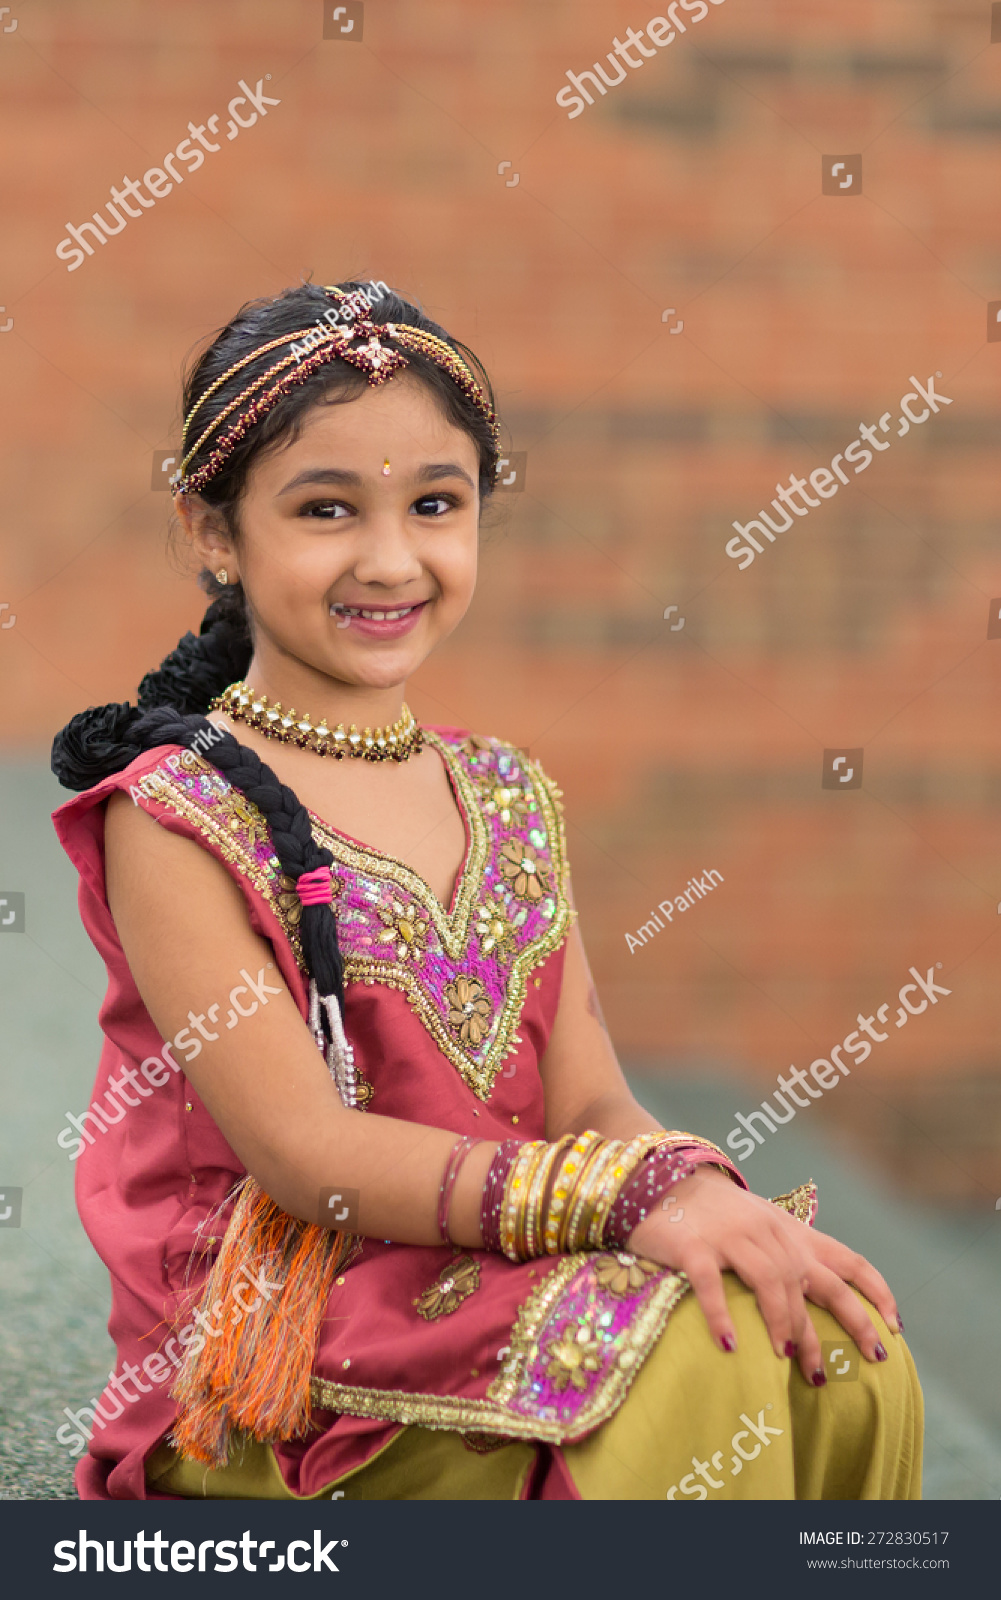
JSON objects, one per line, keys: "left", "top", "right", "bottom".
{"left": 52, "top": 278, "right": 500, "bottom": 1029}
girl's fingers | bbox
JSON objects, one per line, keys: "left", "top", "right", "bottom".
{"left": 680, "top": 1244, "right": 738, "bottom": 1352}
{"left": 801, "top": 1264, "right": 887, "bottom": 1362}
{"left": 808, "top": 1232, "right": 902, "bottom": 1333}
{"left": 724, "top": 1238, "right": 806, "bottom": 1360}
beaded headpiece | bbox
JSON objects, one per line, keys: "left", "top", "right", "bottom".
{"left": 171, "top": 287, "right": 501, "bottom": 496}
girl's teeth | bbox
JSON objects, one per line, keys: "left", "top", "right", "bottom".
{"left": 331, "top": 605, "right": 417, "bottom": 620}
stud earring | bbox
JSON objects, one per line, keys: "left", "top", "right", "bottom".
{"left": 216, "top": 568, "right": 229, "bottom": 584}
{"left": 382, "top": 458, "right": 391, "bottom": 476}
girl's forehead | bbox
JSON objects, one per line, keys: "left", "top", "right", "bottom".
{"left": 299, "top": 378, "right": 467, "bottom": 443}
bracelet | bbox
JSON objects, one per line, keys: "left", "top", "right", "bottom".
{"left": 603, "top": 1144, "right": 694, "bottom": 1249}
{"left": 480, "top": 1139, "right": 522, "bottom": 1252}
{"left": 484, "top": 1128, "right": 746, "bottom": 1263}
{"left": 437, "top": 1135, "right": 483, "bottom": 1244}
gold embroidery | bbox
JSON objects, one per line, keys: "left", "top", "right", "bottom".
{"left": 138, "top": 754, "right": 302, "bottom": 962}
{"left": 413, "top": 1255, "right": 481, "bottom": 1321}
{"left": 310, "top": 1258, "right": 691, "bottom": 1443}
{"left": 592, "top": 1253, "right": 662, "bottom": 1299}
{"left": 444, "top": 976, "right": 492, "bottom": 1048}
{"left": 376, "top": 896, "right": 431, "bottom": 963}
{"left": 479, "top": 780, "right": 534, "bottom": 829}
{"left": 544, "top": 1319, "right": 605, "bottom": 1393}
{"left": 135, "top": 734, "right": 576, "bottom": 1104}
{"left": 474, "top": 895, "right": 520, "bottom": 962}
{"left": 497, "top": 839, "right": 551, "bottom": 902}
{"left": 312, "top": 735, "right": 575, "bottom": 1100}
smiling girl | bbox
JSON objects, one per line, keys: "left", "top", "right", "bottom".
{"left": 51, "top": 281, "right": 921, "bottom": 1500}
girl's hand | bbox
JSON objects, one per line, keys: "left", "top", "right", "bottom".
{"left": 627, "top": 1166, "right": 902, "bottom": 1386}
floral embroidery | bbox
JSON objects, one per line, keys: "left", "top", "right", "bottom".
{"left": 474, "top": 895, "right": 522, "bottom": 962}
{"left": 498, "top": 840, "right": 550, "bottom": 902}
{"left": 445, "top": 975, "right": 492, "bottom": 1048}
{"left": 413, "top": 1255, "right": 481, "bottom": 1321}
{"left": 276, "top": 871, "right": 344, "bottom": 929}
{"left": 593, "top": 1253, "right": 661, "bottom": 1298}
{"left": 276, "top": 875, "right": 303, "bottom": 928}
{"left": 376, "top": 896, "right": 431, "bottom": 963}
{"left": 136, "top": 730, "right": 575, "bottom": 1101}
{"left": 545, "top": 1319, "right": 605, "bottom": 1393}
{"left": 480, "top": 781, "right": 534, "bottom": 830}
{"left": 219, "top": 789, "right": 271, "bottom": 850}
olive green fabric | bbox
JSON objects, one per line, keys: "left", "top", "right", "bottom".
{"left": 147, "top": 1277, "right": 922, "bottom": 1501}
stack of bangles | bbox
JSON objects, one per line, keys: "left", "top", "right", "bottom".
{"left": 436, "top": 1129, "right": 747, "bottom": 1259}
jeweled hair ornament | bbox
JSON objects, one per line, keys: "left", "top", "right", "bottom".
{"left": 171, "top": 287, "right": 501, "bottom": 497}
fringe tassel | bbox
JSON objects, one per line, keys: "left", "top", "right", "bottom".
{"left": 170, "top": 980, "right": 358, "bottom": 1466}
{"left": 169, "top": 1179, "right": 354, "bottom": 1467}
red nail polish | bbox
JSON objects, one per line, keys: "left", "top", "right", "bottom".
{"left": 896, "top": 1316, "right": 905, "bottom": 1333}
{"left": 783, "top": 1340, "right": 797, "bottom": 1358}
{"left": 875, "top": 1342, "right": 888, "bottom": 1361}
{"left": 811, "top": 1369, "right": 827, "bottom": 1387}
{"left": 720, "top": 1334, "right": 736, "bottom": 1353}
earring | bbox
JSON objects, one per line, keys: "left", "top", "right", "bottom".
{"left": 216, "top": 569, "right": 229, "bottom": 585}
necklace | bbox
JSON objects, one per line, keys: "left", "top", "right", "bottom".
{"left": 211, "top": 681, "right": 423, "bottom": 763}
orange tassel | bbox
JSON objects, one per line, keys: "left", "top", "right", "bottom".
{"left": 169, "top": 1177, "right": 354, "bottom": 1467}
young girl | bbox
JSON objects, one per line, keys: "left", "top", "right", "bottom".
{"left": 52, "top": 281, "right": 921, "bottom": 1501}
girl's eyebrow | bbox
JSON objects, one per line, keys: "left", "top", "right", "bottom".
{"left": 277, "top": 462, "right": 476, "bottom": 496}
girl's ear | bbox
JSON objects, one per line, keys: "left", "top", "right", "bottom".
{"left": 175, "top": 494, "right": 240, "bottom": 583}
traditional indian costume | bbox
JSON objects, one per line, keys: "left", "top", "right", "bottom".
{"left": 53, "top": 726, "right": 922, "bottom": 1500}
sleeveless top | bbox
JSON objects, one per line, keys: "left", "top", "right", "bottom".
{"left": 53, "top": 726, "right": 697, "bottom": 1500}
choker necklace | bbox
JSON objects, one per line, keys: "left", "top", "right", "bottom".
{"left": 210, "top": 682, "right": 423, "bottom": 763}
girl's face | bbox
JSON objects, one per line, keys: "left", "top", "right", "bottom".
{"left": 191, "top": 375, "right": 481, "bottom": 694}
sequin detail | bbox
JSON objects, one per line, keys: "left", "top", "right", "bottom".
{"left": 130, "top": 731, "right": 574, "bottom": 1101}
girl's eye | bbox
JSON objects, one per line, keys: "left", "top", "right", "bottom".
{"left": 412, "top": 494, "right": 457, "bottom": 517}
{"left": 299, "top": 500, "right": 352, "bottom": 519}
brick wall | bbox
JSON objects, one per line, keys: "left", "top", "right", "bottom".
{"left": 0, "top": 0, "right": 998, "bottom": 1199}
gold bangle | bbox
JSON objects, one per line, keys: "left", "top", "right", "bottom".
{"left": 588, "top": 1135, "right": 657, "bottom": 1249}
{"left": 528, "top": 1136, "right": 573, "bottom": 1259}
{"left": 501, "top": 1141, "right": 544, "bottom": 1261}
{"left": 515, "top": 1141, "right": 552, "bottom": 1261}
{"left": 561, "top": 1133, "right": 610, "bottom": 1253}
{"left": 551, "top": 1130, "right": 604, "bottom": 1254}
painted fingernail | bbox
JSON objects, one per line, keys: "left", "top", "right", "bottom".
{"left": 720, "top": 1333, "right": 736, "bottom": 1353}
{"left": 896, "top": 1316, "right": 905, "bottom": 1333}
{"left": 874, "top": 1342, "right": 888, "bottom": 1362}
{"left": 811, "top": 1369, "right": 827, "bottom": 1387}
{"left": 783, "top": 1340, "right": 797, "bottom": 1358}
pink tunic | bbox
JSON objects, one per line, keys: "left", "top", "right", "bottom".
{"left": 53, "top": 727, "right": 693, "bottom": 1500}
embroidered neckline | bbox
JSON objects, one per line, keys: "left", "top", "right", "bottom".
{"left": 129, "top": 731, "right": 575, "bottom": 1102}
{"left": 305, "top": 730, "right": 486, "bottom": 962}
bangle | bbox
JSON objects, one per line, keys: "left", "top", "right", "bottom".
{"left": 501, "top": 1141, "right": 545, "bottom": 1261}
{"left": 437, "top": 1135, "right": 483, "bottom": 1244}
{"left": 604, "top": 1145, "right": 694, "bottom": 1249}
{"left": 548, "top": 1130, "right": 603, "bottom": 1254}
{"left": 480, "top": 1140, "right": 522, "bottom": 1252}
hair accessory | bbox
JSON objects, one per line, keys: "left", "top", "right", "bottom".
{"left": 172, "top": 288, "right": 500, "bottom": 497}
{"left": 437, "top": 1136, "right": 482, "bottom": 1245}
{"left": 210, "top": 682, "right": 423, "bottom": 764}
{"left": 215, "top": 568, "right": 229, "bottom": 585}
{"left": 296, "top": 866, "right": 334, "bottom": 907}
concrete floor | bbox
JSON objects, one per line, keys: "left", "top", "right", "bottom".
{"left": 1, "top": 760, "right": 999, "bottom": 1500}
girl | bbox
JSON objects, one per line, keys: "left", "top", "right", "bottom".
{"left": 52, "top": 281, "right": 921, "bottom": 1500}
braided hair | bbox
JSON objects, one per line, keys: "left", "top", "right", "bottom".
{"left": 52, "top": 278, "right": 500, "bottom": 1062}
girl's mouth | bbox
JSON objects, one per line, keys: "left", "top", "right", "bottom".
{"left": 329, "top": 600, "right": 429, "bottom": 638}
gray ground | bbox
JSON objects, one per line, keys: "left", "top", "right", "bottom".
{"left": 1, "top": 760, "right": 999, "bottom": 1500}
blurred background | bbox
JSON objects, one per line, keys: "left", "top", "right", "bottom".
{"left": 0, "top": 0, "right": 998, "bottom": 1498}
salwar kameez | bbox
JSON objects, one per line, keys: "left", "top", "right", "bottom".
{"left": 53, "top": 726, "right": 922, "bottom": 1501}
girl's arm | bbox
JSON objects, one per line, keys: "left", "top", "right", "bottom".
{"left": 104, "top": 792, "right": 496, "bottom": 1247}
{"left": 537, "top": 903, "right": 903, "bottom": 1380}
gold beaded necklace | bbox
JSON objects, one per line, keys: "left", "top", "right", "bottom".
{"left": 210, "top": 681, "right": 423, "bottom": 763}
